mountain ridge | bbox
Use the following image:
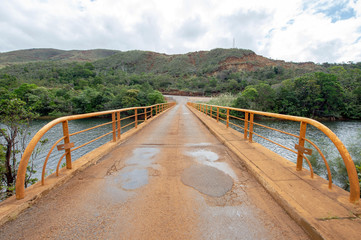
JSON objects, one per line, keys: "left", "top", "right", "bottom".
{"left": 0, "top": 48, "right": 119, "bottom": 68}
{"left": 0, "top": 48, "right": 324, "bottom": 75}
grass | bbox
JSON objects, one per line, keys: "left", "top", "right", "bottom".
{"left": 207, "top": 93, "right": 237, "bottom": 107}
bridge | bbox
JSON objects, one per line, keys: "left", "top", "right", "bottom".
{"left": 0, "top": 96, "right": 360, "bottom": 239}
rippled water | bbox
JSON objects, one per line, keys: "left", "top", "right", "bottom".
{"left": 227, "top": 118, "right": 361, "bottom": 186}
{"left": 251, "top": 120, "right": 360, "bottom": 164}
{"left": 13, "top": 116, "right": 361, "bottom": 188}
{"left": 23, "top": 117, "right": 136, "bottom": 181}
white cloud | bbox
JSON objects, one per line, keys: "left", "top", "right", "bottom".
{"left": 0, "top": 0, "right": 360, "bottom": 63}
{"left": 263, "top": 1, "right": 361, "bottom": 63}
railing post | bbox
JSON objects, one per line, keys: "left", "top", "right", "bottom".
{"left": 249, "top": 113, "right": 254, "bottom": 142}
{"left": 226, "top": 108, "right": 229, "bottom": 128}
{"left": 296, "top": 122, "right": 307, "bottom": 171}
{"left": 112, "top": 112, "right": 116, "bottom": 142}
{"left": 62, "top": 120, "right": 72, "bottom": 169}
{"left": 151, "top": 106, "right": 153, "bottom": 118}
{"left": 117, "top": 112, "right": 121, "bottom": 139}
{"left": 145, "top": 107, "right": 147, "bottom": 121}
{"left": 217, "top": 107, "right": 219, "bottom": 122}
{"left": 135, "top": 109, "right": 138, "bottom": 128}
{"left": 244, "top": 112, "right": 249, "bottom": 139}
{"left": 206, "top": 105, "right": 208, "bottom": 116}
{"left": 210, "top": 106, "right": 212, "bottom": 118}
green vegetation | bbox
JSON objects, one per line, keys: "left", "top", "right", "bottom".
{"left": 0, "top": 61, "right": 166, "bottom": 117}
{"left": 316, "top": 134, "right": 361, "bottom": 193}
{"left": 0, "top": 47, "right": 359, "bottom": 198}
{"left": 208, "top": 93, "right": 236, "bottom": 107}
{"left": 0, "top": 97, "right": 38, "bottom": 199}
{"left": 0, "top": 48, "right": 119, "bottom": 67}
{"left": 0, "top": 48, "right": 360, "bottom": 120}
{"left": 0, "top": 56, "right": 165, "bottom": 199}
{"left": 208, "top": 67, "right": 361, "bottom": 119}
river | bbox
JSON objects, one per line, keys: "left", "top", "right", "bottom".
{"left": 14, "top": 107, "right": 361, "bottom": 189}
{"left": 229, "top": 118, "right": 361, "bottom": 187}
{"left": 23, "top": 117, "right": 135, "bottom": 181}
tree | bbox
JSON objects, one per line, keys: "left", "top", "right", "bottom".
{"left": 0, "top": 97, "right": 37, "bottom": 198}
{"left": 293, "top": 75, "right": 322, "bottom": 117}
{"left": 274, "top": 79, "right": 300, "bottom": 116}
{"left": 0, "top": 74, "right": 18, "bottom": 90}
{"left": 315, "top": 72, "right": 344, "bottom": 117}
{"left": 240, "top": 87, "right": 258, "bottom": 109}
{"left": 253, "top": 83, "right": 275, "bottom": 112}
{"left": 122, "top": 89, "right": 140, "bottom": 108}
{"left": 241, "top": 87, "right": 258, "bottom": 101}
{"left": 147, "top": 90, "right": 165, "bottom": 104}
{"left": 14, "top": 83, "right": 38, "bottom": 103}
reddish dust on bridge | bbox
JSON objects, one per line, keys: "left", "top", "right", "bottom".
{"left": 0, "top": 96, "right": 307, "bottom": 239}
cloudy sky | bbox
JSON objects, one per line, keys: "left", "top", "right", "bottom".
{"left": 1, "top": 0, "right": 360, "bottom": 63}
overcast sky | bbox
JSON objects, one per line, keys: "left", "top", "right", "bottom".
{"left": 1, "top": 0, "right": 360, "bottom": 63}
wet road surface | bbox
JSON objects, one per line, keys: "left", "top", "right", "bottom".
{"left": 0, "top": 96, "right": 309, "bottom": 239}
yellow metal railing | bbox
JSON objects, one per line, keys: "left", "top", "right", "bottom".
{"left": 15, "top": 102, "right": 176, "bottom": 199}
{"left": 188, "top": 102, "right": 360, "bottom": 203}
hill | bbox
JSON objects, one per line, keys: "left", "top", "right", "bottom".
{"left": 0, "top": 48, "right": 119, "bottom": 68}
{"left": 0, "top": 48, "right": 323, "bottom": 75}
{"left": 93, "top": 48, "right": 323, "bottom": 76}
{"left": 0, "top": 47, "right": 359, "bottom": 120}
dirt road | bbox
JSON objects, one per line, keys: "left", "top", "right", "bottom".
{"left": 0, "top": 96, "right": 309, "bottom": 239}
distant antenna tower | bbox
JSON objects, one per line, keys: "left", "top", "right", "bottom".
{"left": 232, "top": 38, "right": 235, "bottom": 48}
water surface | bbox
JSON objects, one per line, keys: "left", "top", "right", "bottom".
{"left": 16, "top": 117, "right": 361, "bottom": 188}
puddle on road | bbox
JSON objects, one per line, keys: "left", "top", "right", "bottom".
{"left": 181, "top": 164, "right": 233, "bottom": 197}
{"left": 185, "top": 149, "right": 237, "bottom": 180}
{"left": 186, "top": 149, "right": 219, "bottom": 161}
{"left": 182, "top": 148, "right": 238, "bottom": 197}
{"left": 106, "top": 148, "right": 160, "bottom": 192}
{"left": 125, "top": 148, "right": 160, "bottom": 167}
{"left": 117, "top": 167, "right": 149, "bottom": 190}
{"left": 185, "top": 143, "right": 212, "bottom": 147}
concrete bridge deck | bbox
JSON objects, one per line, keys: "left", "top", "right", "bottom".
{"left": 0, "top": 96, "right": 360, "bottom": 239}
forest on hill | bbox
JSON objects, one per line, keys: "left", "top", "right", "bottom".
{"left": 0, "top": 48, "right": 360, "bottom": 119}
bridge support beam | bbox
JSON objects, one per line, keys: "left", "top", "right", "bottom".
{"left": 244, "top": 112, "right": 249, "bottom": 139}
{"left": 112, "top": 113, "right": 116, "bottom": 142}
{"left": 62, "top": 120, "right": 72, "bottom": 169}
{"left": 296, "top": 122, "right": 307, "bottom": 171}
{"left": 226, "top": 109, "right": 229, "bottom": 128}
{"left": 117, "top": 112, "right": 121, "bottom": 139}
